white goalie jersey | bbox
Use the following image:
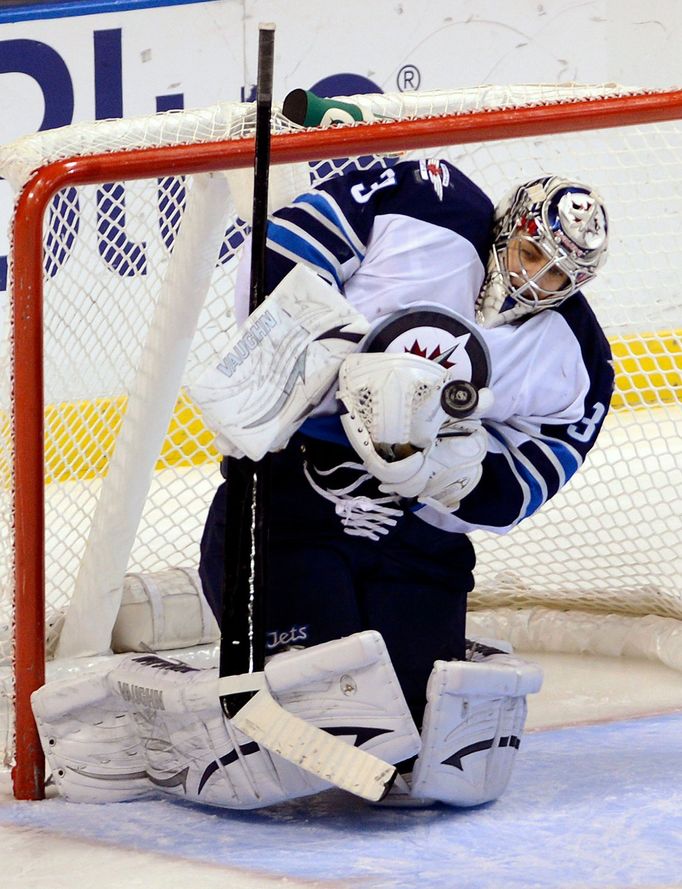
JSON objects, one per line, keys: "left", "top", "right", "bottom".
{"left": 231, "top": 158, "right": 615, "bottom": 535}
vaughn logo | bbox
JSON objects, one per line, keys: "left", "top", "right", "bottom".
{"left": 117, "top": 681, "right": 165, "bottom": 710}
{"left": 216, "top": 311, "right": 277, "bottom": 377}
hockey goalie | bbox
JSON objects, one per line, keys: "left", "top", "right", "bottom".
{"left": 32, "top": 89, "right": 614, "bottom": 809}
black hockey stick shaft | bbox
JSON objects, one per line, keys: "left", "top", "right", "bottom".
{"left": 246, "top": 22, "right": 275, "bottom": 674}
{"left": 219, "top": 23, "right": 275, "bottom": 713}
{"left": 249, "top": 23, "right": 275, "bottom": 314}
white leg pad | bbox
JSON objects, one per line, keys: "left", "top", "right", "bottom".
{"left": 411, "top": 653, "right": 543, "bottom": 807}
{"left": 31, "top": 631, "right": 420, "bottom": 809}
{"left": 31, "top": 671, "right": 153, "bottom": 803}
{"left": 238, "top": 630, "right": 420, "bottom": 801}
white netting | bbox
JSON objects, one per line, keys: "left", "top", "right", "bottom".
{"left": 1, "top": 83, "right": 681, "bottom": 774}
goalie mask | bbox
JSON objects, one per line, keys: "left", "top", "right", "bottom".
{"left": 477, "top": 176, "right": 609, "bottom": 327}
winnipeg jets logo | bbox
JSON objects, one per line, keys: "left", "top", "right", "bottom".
{"left": 402, "top": 331, "right": 472, "bottom": 373}
{"left": 361, "top": 306, "right": 491, "bottom": 390}
{"left": 419, "top": 158, "right": 450, "bottom": 200}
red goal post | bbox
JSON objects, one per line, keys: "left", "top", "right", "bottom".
{"left": 4, "top": 85, "right": 682, "bottom": 799}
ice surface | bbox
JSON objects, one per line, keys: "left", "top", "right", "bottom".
{"left": 2, "top": 672, "right": 682, "bottom": 889}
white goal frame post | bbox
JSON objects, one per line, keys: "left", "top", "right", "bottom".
{"left": 3, "top": 86, "right": 682, "bottom": 799}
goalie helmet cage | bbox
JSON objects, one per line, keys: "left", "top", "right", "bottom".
{"left": 1, "top": 85, "right": 682, "bottom": 799}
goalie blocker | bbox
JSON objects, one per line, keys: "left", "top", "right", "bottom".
{"left": 188, "top": 263, "right": 369, "bottom": 461}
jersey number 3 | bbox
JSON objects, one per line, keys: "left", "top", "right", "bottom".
{"left": 568, "top": 402, "right": 606, "bottom": 443}
{"left": 350, "top": 169, "right": 397, "bottom": 204}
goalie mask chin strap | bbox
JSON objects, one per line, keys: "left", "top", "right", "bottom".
{"left": 302, "top": 459, "right": 404, "bottom": 541}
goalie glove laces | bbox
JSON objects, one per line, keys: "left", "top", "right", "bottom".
{"left": 302, "top": 460, "right": 403, "bottom": 541}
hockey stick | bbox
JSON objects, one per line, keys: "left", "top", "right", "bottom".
{"left": 217, "top": 672, "right": 398, "bottom": 803}
{"left": 213, "top": 30, "right": 400, "bottom": 801}
{"left": 231, "top": 686, "right": 398, "bottom": 802}
{"left": 219, "top": 23, "right": 275, "bottom": 716}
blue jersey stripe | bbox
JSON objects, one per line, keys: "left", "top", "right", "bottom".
{"left": 293, "top": 193, "right": 367, "bottom": 260}
{"left": 486, "top": 425, "right": 545, "bottom": 520}
{"left": 267, "top": 221, "right": 343, "bottom": 289}
{"left": 275, "top": 205, "right": 358, "bottom": 266}
{"left": 539, "top": 435, "right": 582, "bottom": 482}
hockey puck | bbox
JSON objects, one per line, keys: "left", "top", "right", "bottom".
{"left": 440, "top": 380, "right": 479, "bottom": 417}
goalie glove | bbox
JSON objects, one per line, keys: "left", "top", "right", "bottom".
{"left": 338, "top": 351, "right": 450, "bottom": 490}
{"left": 383, "top": 419, "right": 488, "bottom": 511}
{"left": 337, "top": 350, "right": 491, "bottom": 509}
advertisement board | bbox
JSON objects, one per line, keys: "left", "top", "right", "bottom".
{"left": 1, "top": 0, "right": 681, "bottom": 301}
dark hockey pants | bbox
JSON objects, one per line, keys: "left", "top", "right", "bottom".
{"left": 199, "top": 434, "right": 475, "bottom": 725}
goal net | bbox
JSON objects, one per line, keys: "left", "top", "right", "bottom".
{"left": 1, "top": 84, "right": 681, "bottom": 798}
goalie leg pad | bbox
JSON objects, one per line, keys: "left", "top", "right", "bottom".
{"left": 188, "top": 263, "right": 369, "bottom": 460}
{"left": 266, "top": 628, "right": 414, "bottom": 753}
{"left": 32, "top": 631, "right": 420, "bottom": 809}
{"left": 108, "top": 659, "right": 326, "bottom": 810}
{"left": 31, "top": 671, "right": 153, "bottom": 803}
{"left": 411, "top": 652, "right": 543, "bottom": 807}
{"left": 32, "top": 656, "right": 332, "bottom": 808}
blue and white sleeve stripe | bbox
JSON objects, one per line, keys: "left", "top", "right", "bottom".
{"left": 506, "top": 419, "right": 584, "bottom": 488}
{"left": 434, "top": 421, "right": 586, "bottom": 534}
{"left": 486, "top": 423, "right": 547, "bottom": 521}
{"left": 266, "top": 218, "right": 347, "bottom": 288}
{"left": 292, "top": 192, "right": 367, "bottom": 260}
{"left": 264, "top": 190, "right": 369, "bottom": 290}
